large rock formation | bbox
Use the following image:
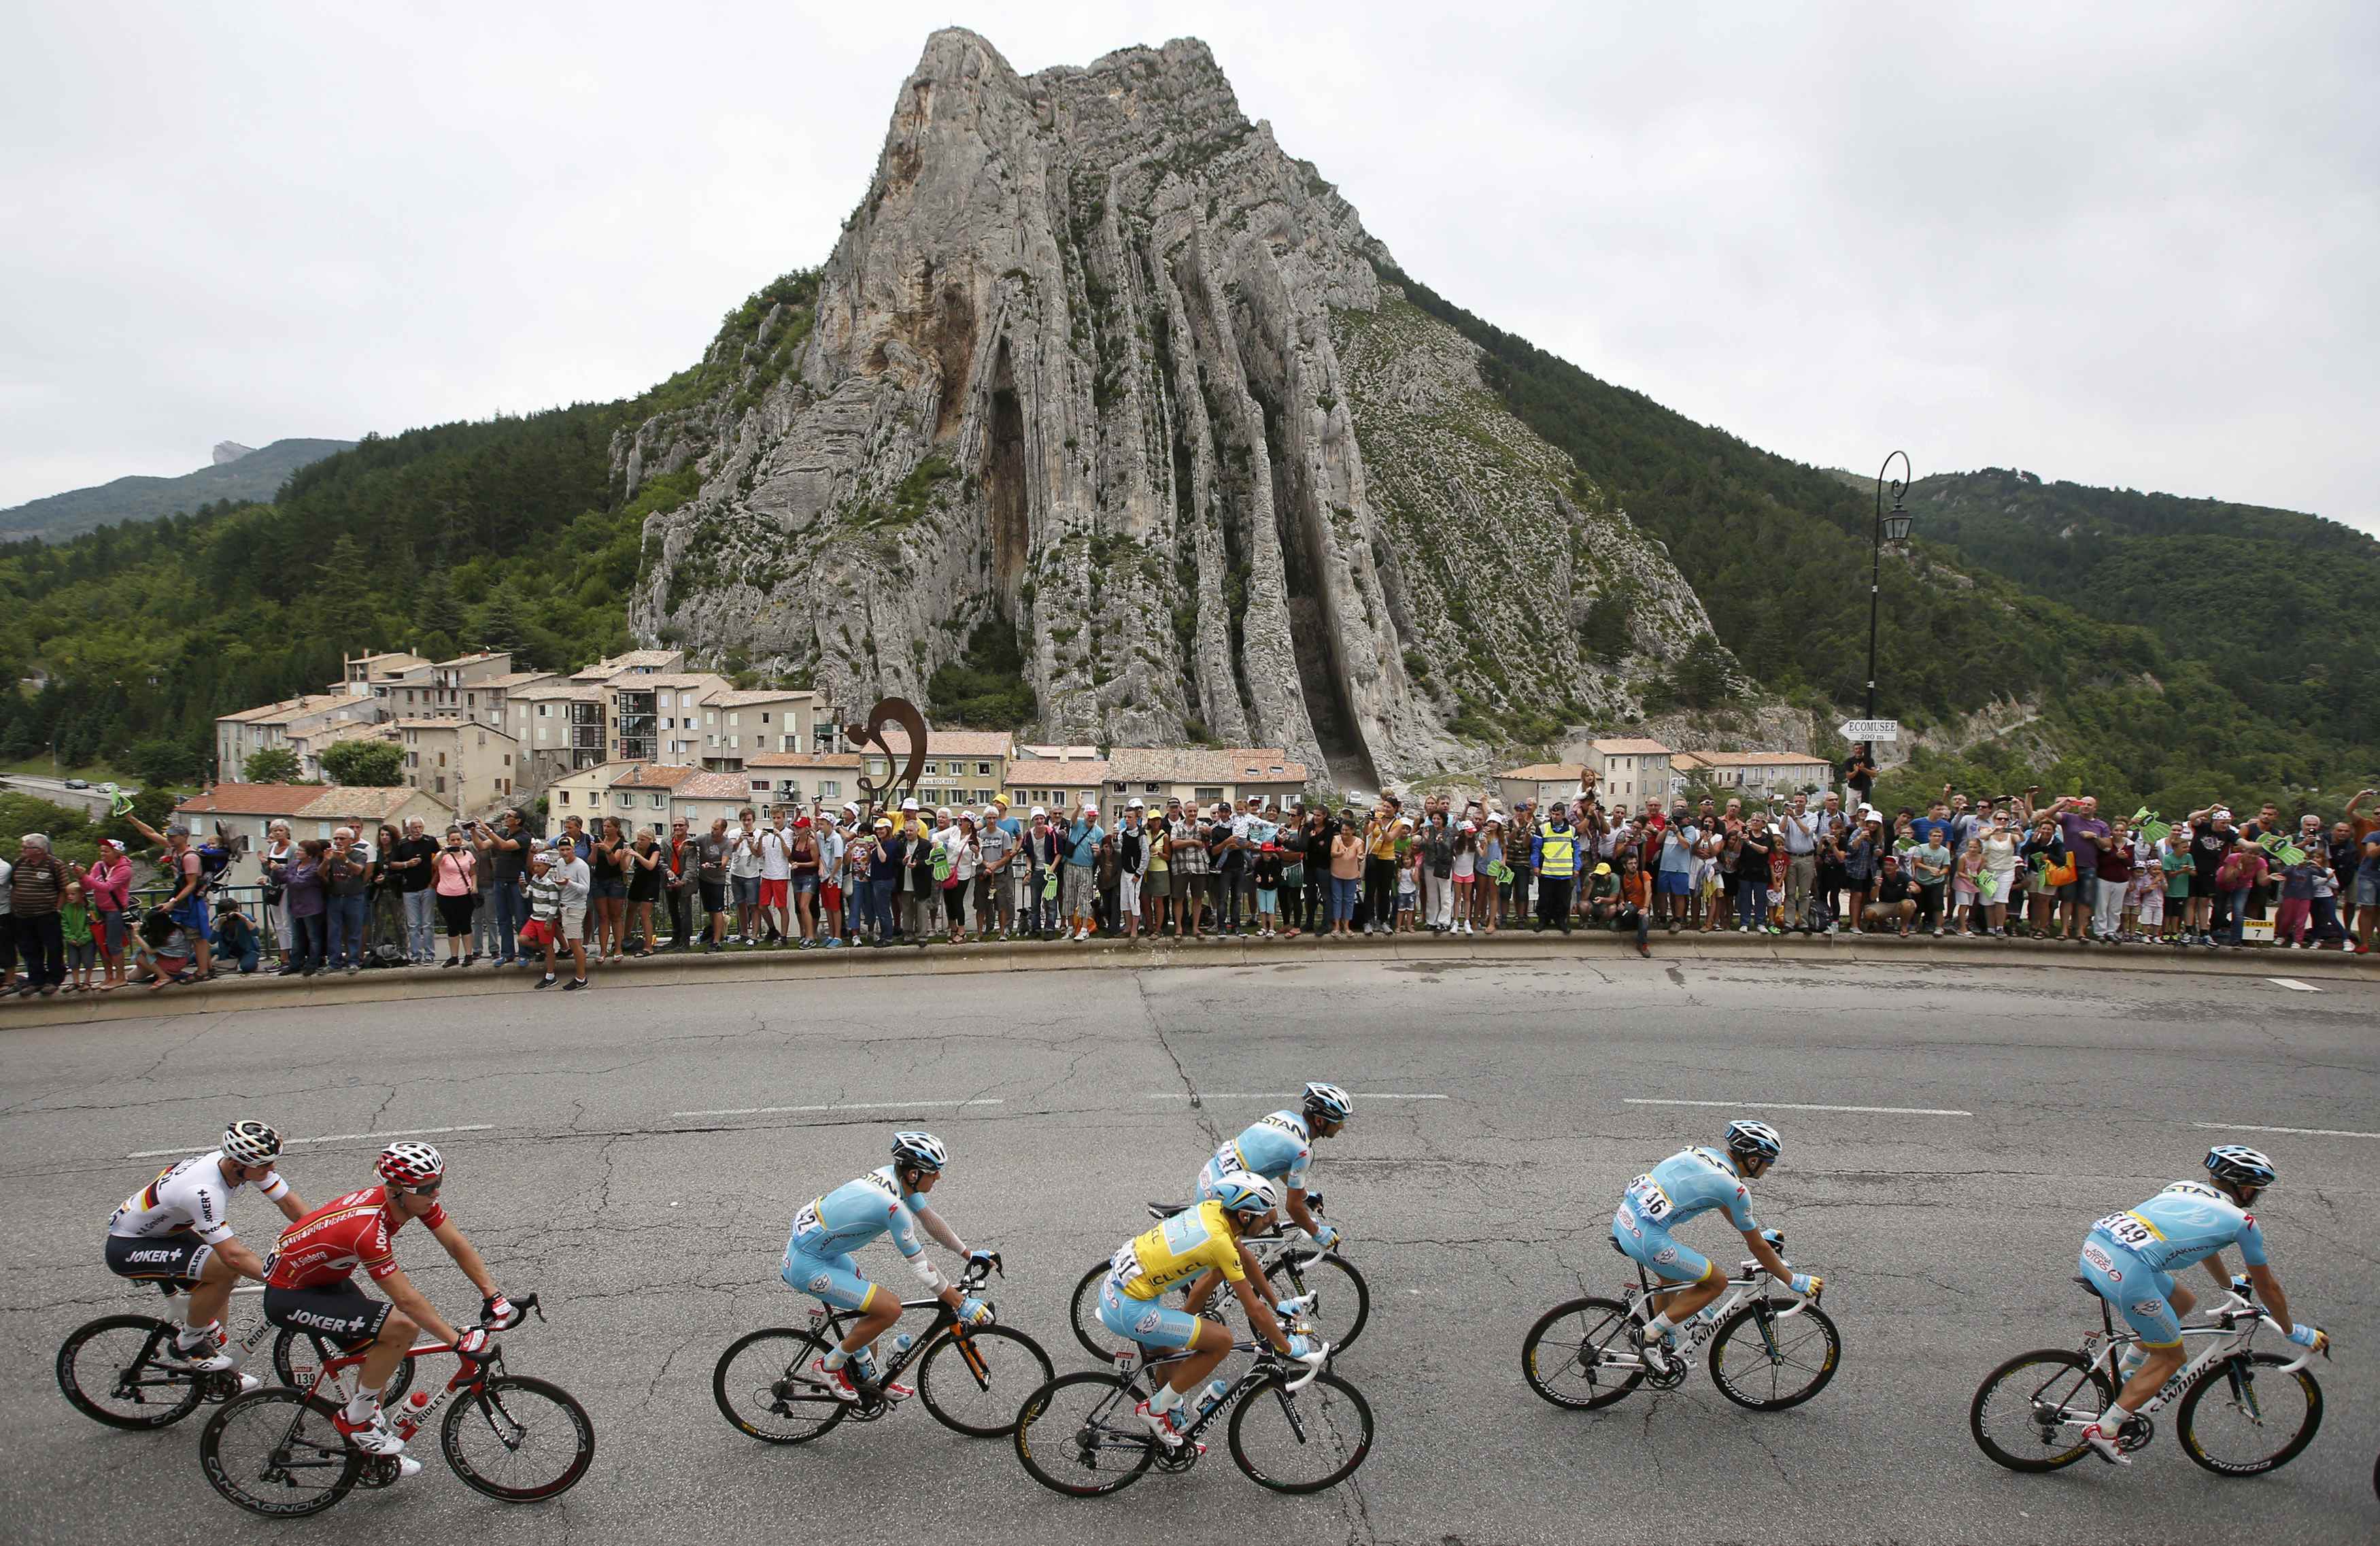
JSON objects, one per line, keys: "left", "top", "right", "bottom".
{"left": 624, "top": 28, "right": 1720, "bottom": 788}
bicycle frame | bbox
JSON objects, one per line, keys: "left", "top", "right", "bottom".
{"left": 804, "top": 1258, "right": 1002, "bottom": 1389}
{"left": 1103, "top": 1338, "right": 1327, "bottom": 1450}
{"left": 2064, "top": 1290, "right": 2313, "bottom": 1425}
{"left": 284, "top": 1294, "right": 543, "bottom": 1448}
{"left": 1620, "top": 1256, "right": 1811, "bottom": 1366}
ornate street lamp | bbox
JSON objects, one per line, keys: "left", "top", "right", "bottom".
{"left": 1867, "top": 451, "right": 1913, "bottom": 722}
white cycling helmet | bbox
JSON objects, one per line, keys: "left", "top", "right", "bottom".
{"left": 1302, "top": 1082, "right": 1353, "bottom": 1124}
{"left": 889, "top": 1130, "right": 948, "bottom": 1174}
{"left": 1724, "top": 1120, "right": 1783, "bottom": 1165}
{"left": 1209, "top": 1169, "right": 1282, "bottom": 1221}
{"left": 221, "top": 1120, "right": 283, "bottom": 1167}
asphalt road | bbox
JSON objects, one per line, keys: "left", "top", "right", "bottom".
{"left": 3, "top": 956, "right": 2374, "bottom": 1545}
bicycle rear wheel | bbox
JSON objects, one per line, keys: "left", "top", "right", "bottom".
{"left": 1227, "top": 1370, "right": 1374, "bottom": 1493}
{"left": 1708, "top": 1299, "right": 1841, "bottom": 1411}
{"left": 443, "top": 1374, "right": 597, "bottom": 1500}
{"left": 1521, "top": 1296, "right": 1644, "bottom": 1410}
{"left": 271, "top": 1327, "right": 414, "bottom": 1405}
{"left": 2175, "top": 1352, "right": 2322, "bottom": 1477}
{"left": 917, "top": 1324, "right": 1054, "bottom": 1438}
{"left": 1265, "top": 1251, "right": 1371, "bottom": 1354}
{"left": 199, "top": 1388, "right": 360, "bottom": 1517}
{"left": 711, "top": 1327, "right": 850, "bottom": 1444}
{"left": 1013, "top": 1371, "right": 1157, "bottom": 1496}
{"left": 1068, "top": 1262, "right": 1124, "bottom": 1361}
{"left": 56, "top": 1315, "right": 205, "bottom": 1430}
{"left": 1969, "top": 1349, "right": 2112, "bottom": 1473}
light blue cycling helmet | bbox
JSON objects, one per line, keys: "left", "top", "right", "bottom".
{"left": 2205, "top": 1145, "right": 2275, "bottom": 1189}
{"left": 1209, "top": 1169, "right": 1282, "bottom": 1221}
{"left": 1724, "top": 1120, "right": 1783, "bottom": 1165}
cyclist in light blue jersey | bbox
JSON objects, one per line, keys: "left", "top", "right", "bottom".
{"left": 781, "top": 1131, "right": 996, "bottom": 1402}
{"left": 2074, "top": 1145, "right": 2326, "bottom": 1465}
{"left": 1611, "top": 1120, "right": 1817, "bottom": 1372}
{"left": 1195, "top": 1082, "right": 1351, "bottom": 1247}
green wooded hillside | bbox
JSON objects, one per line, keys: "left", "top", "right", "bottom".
{"left": 1899, "top": 468, "right": 2380, "bottom": 752}
{"left": 1380, "top": 263, "right": 2378, "bottom": 811}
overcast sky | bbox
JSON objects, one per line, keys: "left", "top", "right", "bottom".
{"left": 5, "top": 2, "right": 2375, "bottom": 532}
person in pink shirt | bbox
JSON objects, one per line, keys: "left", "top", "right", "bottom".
{"left": 84, "top": 839, "right": 135, "bottom": 990}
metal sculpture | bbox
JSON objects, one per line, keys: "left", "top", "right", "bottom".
{"left": 844, "top": 696, "right": 928, "bottom": 823}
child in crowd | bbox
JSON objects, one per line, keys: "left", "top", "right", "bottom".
{"left": 1952, "top": 839, "right": 1984, "bottom": 936}
{"left": 1397, "top": 839, "right": 1420, "bottom": 932}
{"left": 1252, "top": 841, "right": 1283, "bottom": 939}
{"left": 1694, "top": 836, "right": 1722, "bottom": 932}
{"left": 2131, "top": 847, "right": 2165, "bottom": 942}
{"left": 1766, "top": 831, "right": 1790, "bottom": 930}
{"left": 61, "top": 877, "right": 97, "bottom": 992}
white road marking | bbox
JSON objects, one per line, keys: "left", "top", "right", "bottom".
{"left": 1141, "top": 1092, "right": 1450, "bottom": 1100}
{"left": 668, "top": 1099, "right": 1007, "bottom": 1118}
{"left": 1624, "top": 1098, "right": 1974, "bottom": 1117}
{"left": 125, "top": 1123, "right": 495, "bottom": 1160}
{"left": 2266, "top": 978, "right": 2322, "bottom": 992}
{"left": 2194, "top": 1122, "right": 2380, "bottom": 1140}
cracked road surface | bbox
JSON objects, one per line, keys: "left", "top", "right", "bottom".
{"left": 3, "top": 957, "right": 2374, "bottom": 1543}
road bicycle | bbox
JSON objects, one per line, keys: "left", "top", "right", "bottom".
{"left": 1522, "top": 1234, "right": 1839, "bottom": 1412}
{"left": 713, "top": 1253, "right": 1052, "bottom": 1443}
{"left": 57, "top": 1281, "right": 275, "bottom": 1429}
{"left": 1971, "top": 1276, "right": 2324, "bottom": 1475}
{"left": 1067, "top": 1192, "right": 1370, "bottom": 1361}
{"left": 1013, "top": 1334, "right": 1372, "bottom": 1496}
{"left": 197, "top": 1293, "right": 593, "bottom": 1516}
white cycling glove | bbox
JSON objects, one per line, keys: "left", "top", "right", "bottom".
{"left": 1788, "top": 1273, "right": 1821, "bottom": 1298}
{"left": 1309, "top": 1224, "right": 1340, "bottom": 1251}
{"left": 957, "top": 1296, "right": 993, "bottom": 1327}
{"left": 2285, "top": 1324, "right": 2324, "bottom": 1349}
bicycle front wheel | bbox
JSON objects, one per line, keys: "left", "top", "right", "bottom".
{"left": 56, "top": 1315, "right": 203, "bottom": 1430}
{"left": 917, "top": 1324, "right": 1055, "bottom": 1438}
{"left": 2175, "top": 1351, "right": 2322, "bottom": 1477}
{"left": 1969, "top": 1349, "right": 2113, "bottom": 1473}
{"left": 1265, "top": 1251, "right": 1371, "bottom": 1354}
{"left": 1227, "top": 1369, "right": 1374, "bottom": 1494}
{"left": 1708, "top": 1299, "right": 1841, "bottom": 1411}
{"left": 711, "top": 1327, "right": 849, "bottom": 1444}
{"left": 271, "top": 1327, "right": 414, "bottom": 1405}
{"left": 199, "top": 1388, "right": 361, "bottom": 1518}
{"left": 443, "top": 1373, "right": 596, "bottom": 1500}
{"left": 1521, "top": 1296, "right": 1644, "bottom": 1410}
{"left": 1013, "top": 1371, "right": 1156, "bottom": 1497}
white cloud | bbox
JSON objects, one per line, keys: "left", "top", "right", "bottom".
{"left": 3, "top": 1, "right": 2373, "bottom": 532}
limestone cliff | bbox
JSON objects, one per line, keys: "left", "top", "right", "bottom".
{"left": 623, "top": 28, "right": 1721, "bottom": 788}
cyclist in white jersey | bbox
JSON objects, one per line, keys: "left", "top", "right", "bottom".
{"left": 104, "top": 1120, "right": 310, "bottom": 1377}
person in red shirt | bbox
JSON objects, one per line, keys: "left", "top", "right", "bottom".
{"left": 262, "top": 1141, "right": 511, "bottom": 1466}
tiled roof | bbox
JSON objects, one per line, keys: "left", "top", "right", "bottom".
{"left": 219, "top": 693, "right": 359, "bottom": 725}
{"left": 702, "top": 687, "right": 818, "bottom": 706}
{"left": 1010, "top": 759, "right": 1108, "bottom": 786}
{"left": 611, "top": 672, "right": 730, "bottom": 691}
{"left": 1673, "top": 750, "right": 1831, "bottom": 769}
{"left": 175, "top": 783, "right": 328, "bottom": 816}
{"left": 296, "top": 786, "right": 436, "bottom": 820}
{"left": 392, "top": 717, "right": 460, "bottom": 730}
{"left": 747, "top": 752, "right": 864, "bottom": 769}
{"left": 1015, "top": 744, "right": 1102, "bottom": 760}
{"left": 1500, "top": 762, "right": 1589, "bottom": 780}
{"left": 479, "top": 671, "right": 553, "bottom": 689}
{"left": 877, "top": 729, "right": 1015, "bottom": 758}
{"left": 671, "top": 772, "right": 751, "bottom": 801}
{"left": 613, "top": 764, "right": 701, "bottom": 790}
{"left": 433, "top": 652, "right": 507, "bottom": 668}
{"left": 1106, "top": 747, "right": 1310, "bottom": 784}
{"left": 505, "top": 679, "right": 602, "bottom": 701}
{"left": 1589, "top": 738, "right": 1673, "bottom": 755}
{"left": 602, "top": 650, "right": 682, "bottom": 669}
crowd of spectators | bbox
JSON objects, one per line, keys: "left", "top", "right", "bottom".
{"left": 4, "top": 777, "right": 2375, "bottom": 999}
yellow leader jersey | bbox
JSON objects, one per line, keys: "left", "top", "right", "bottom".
{"left": 1111, "top": 1200, "right": 1246, "bottom": 1301}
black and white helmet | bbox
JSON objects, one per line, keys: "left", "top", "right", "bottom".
{"left": 889, "top": 1131, "right": 948, "bottom": 1175}
{"left": 1302, "top": 1082, "right": 1354, "bottom": 1124}
{"left": 1724, "top": 1120, "right": 1783, "bottom": 1165}
{"left": 2205, "top": 1145, "right": 2276, "bottom": 1190}
{"left": 221, "top": 1120, "right": 283, "bottom": 1167}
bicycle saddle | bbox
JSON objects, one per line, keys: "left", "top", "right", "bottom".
{"left": 2071, "top": 1274, "right": 2103, "bottom": 1298}
{"left": 1146, "top": 1200, "right": 1188, "bottom": 1220}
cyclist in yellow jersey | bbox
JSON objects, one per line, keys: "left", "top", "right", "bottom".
{"left": 1095, "top": 1173, "right": 1321, "bottom": 1447}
